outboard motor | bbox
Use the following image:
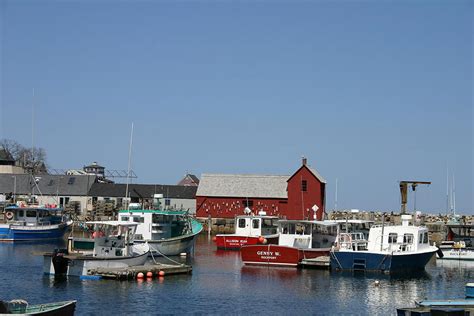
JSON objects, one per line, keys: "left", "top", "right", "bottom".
{"left": 52, "top": 248, "right": 70, "bottom": 275}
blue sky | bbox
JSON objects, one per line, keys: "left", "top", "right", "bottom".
{"left": 1, "top": 1, "right": 472, "bottom": 214}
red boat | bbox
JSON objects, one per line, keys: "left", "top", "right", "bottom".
{"left": 214, "top": 213, "right": 279, "bottom": 250}
{"left": 241, "top": 220, "right": 338, "bottom": 267}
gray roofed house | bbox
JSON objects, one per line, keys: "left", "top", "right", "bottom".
{"left": 0, "top": 174, "right": 97, "bottom": 196}
{"left": 88, "top": 183, "right": 197, "bottom": 200}
{"left": 196, "top": 174, "right": 289, "bottom": 199}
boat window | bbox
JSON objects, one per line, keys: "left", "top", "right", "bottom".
{"left": 238, "top": 218, "right": 246, "bottom": 228}
{"left": 288, "top": 223, "right": 296, "bottom": 234}
{"left": 121, "top": 216, "right": 129, "bottom": 221}
{"left": 281, "top": 223, "right": 289, "bottom": 234}
{"left": 18, "top": 210, "right": 24, "bottom": 217}
{"left": 403, "top": 233, "right": 414, "bottom": 244}
{"left": 26, "top": 210, "right": 36, "bottom": 218}
{"left": 262, "top": 219, "right": 277, "bottom": 229}
{"left": 252, "top": 219, "right": 260, "bottom": 229}
{"left": 296, "top": 223, "right": 308, "bottom": 235}
{"left": 133, "top": 216, "right": 144, "bottom": 223}
{"left": 423, "top": 232, "right": 429, "bottom": 244}
{"left": 388, "top": 233, "right": 398, "bottom": 244}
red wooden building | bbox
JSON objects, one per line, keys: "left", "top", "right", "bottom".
{"left": 196, "top": 158, "right": 326, "bottom": 220}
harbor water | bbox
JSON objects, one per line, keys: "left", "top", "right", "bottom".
{"left": 0, "top": 235, "right": 472, "bottom": 315}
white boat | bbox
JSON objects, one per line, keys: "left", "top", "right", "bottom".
{"left": 437, "top": 240, "right": 474, "bottom": 261}
{"left": 43, "top": 221, "right": 150, "bottom": 277}
{"left": 214, "top": 212, "right": 280, "bottom": 250}
{"left": 118, "top": 207, "right": 203, "bottom": 256}
{"left": 331, "top": 215, "right": 439, "bottom": 273}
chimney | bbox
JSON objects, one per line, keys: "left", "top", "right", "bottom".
{"left": 302, "top": 156, "right": 307, "bottom": 166}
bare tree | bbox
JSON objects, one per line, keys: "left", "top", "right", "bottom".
{"left": 0, "top": 138, "right": 49, "bottom": 174}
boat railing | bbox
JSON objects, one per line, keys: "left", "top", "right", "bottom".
{"left": 10, "top": 220, "right": 53, "bottom": 227}
{"left": 372, "top": 235, "right": 416, "bottom": 252}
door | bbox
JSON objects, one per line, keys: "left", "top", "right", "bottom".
{"left": 250, "top": 218, "right": 261, "bottom": 236}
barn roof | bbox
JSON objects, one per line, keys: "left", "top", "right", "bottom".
{"left": 196, "top": 174, "right": 289, "bottom": 199}
{"left": 286, "top": 165, "right": 327, "bottom": 184}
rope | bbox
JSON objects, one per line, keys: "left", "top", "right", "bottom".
{"left": 148, "top": 243, "right": 184, "bottom": 266}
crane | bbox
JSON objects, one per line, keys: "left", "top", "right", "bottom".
{"left": 399, "top": 181, "right": 431, "bottom": 214}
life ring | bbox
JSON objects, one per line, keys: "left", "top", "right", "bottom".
{"left": 5, "top": 211, "right": 14, "bottom": 220}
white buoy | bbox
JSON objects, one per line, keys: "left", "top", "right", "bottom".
{"left": 180, "top": 252, "right": 187, "bottom": 257}
{"left": 374, "top": 280, "right": 380, "bottom": 286}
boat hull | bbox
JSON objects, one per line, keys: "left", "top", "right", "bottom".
{"left": 43, "top": 244, "right": 150, "bottom": 276}
{"left": 136, "top": 232, "right": 199, "bottom": 256}
{"left": 1, "top": 300, "right": 76, "bottom": 316}
{"left": 330, "top": 249, "right": 436, "bottom": 273}
{"left": 241, "top": 244, "right": 330, "bottom": 267}
{"left": 215, "top": 234, "right": 278, "bottom": 250}
{"left": 0, "top": 222, "right": 72, "bottom": 242}
{"left": 437, "top": 248, "right": 474, "bottom": 261}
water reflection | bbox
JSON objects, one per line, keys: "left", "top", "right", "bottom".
{"left": 1, "top": 235, "right": 473, "bottom": 314}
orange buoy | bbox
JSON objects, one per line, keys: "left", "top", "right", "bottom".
{"left": 158, "top": 270, "right": 165, "bottom": 277}
{"left": 212, "top": 236, "right": 217, "bottom": 242}
{"left": 137, "top": 272, "right": 144, "bottom": 279}
{"left": 146, "top": 271, "right": 153, "bottom": 278}
{"left": 258, "top": 236, "right": 265, "bottom": 243}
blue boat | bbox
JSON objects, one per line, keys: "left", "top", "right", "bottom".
{"left": 397, "top": 283, "right": 474, "bottom": 315}
{"left": 0, "top": 205, "right": 72, "bottom": 242}
{"left": 331, "top": 215, "right": 439, "bottom": 273}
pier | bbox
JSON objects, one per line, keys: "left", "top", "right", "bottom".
{"left": 87, "top": 263, "right": 192, "bottom": 280}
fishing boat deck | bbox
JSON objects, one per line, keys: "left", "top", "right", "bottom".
{"left": 87, "top": 263, "right": 192, "bottom": 280}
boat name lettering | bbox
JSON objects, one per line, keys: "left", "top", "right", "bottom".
{"left": 256, "top": 251, "right": 281, "bottom": 256}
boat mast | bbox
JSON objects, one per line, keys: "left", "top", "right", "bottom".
{"left": 446, "top": 164, "right": 449, "bottom": 215}
{"left": 452, "top": 173, "right": 456, "bottom": 216}
{"left": 125, "top": 122, "right": 134, "bottom": 211}
{"left": 334, "top": 178, "right": 338, "bottom": 211}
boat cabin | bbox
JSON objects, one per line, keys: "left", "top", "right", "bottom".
{"left": 278, "top": 220, "right": 338, "bottom": 249}
{"left": 118, "top": 209, "right": 193, "bottom": 241}
{"left": 3, "top": 206, "right": 65, "bottom": 226}
{"left": 234, "top": 214, "right": 279, "bottom": 237}
{"left": 338, "top": 215, "right": 432, "bottom": 253}
{"left": 87, "top": 221, "right": 138, "bottom": 257}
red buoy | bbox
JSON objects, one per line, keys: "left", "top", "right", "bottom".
{"left": 258, "top": 236, "right": 265, "bottom": 243}
{"left": 137, "top": 272, "right": 144, "bottom": 279}
{"left": 212, "top": 236, "right": 217, "bottom": 242}
{"left": 146, "top": 271, "right": 153, "bottom": 278}
{"left": 158, "top": 270, "right": 165, "bottom": 277}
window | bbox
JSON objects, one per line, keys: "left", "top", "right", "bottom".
{"left": 423, "top": 232, "right": 429, "bottom": 244}
{"left": 121, "top": 216, "right": 129, "bottom": 222}
{"left": 26, "top": 210, "right": 37, "bottom": 218}
{"left": 165, "top": 199, "right": 171, "bottom": 206}
{"left": 238, "top": 218, "right": 246, "bottom": 228}
{"left": 133, "top": 216, "right": 144, "bottom": 223}
{"left": 301, "top": 180, "right": 307, "bottom": 192}
{"left": 18, "top": 210, "right": 24, "bottom": 217}
{"left": 243, "top": 200, "right": 253, "bottom": 208}
{"left": 252, "top": 219, "right": 260, "bottom": 229}
{"left": 403, "top": 234, "right": 414, "bottom": 244}
{"left": 388, "top": 233, "right": 398, "bottom": 244}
